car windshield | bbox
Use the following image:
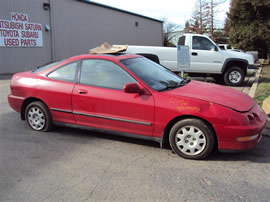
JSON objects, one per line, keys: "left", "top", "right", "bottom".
{"left": 32, "top": 60, "right": 63, "bottom": 73}
{"left": 121, "top": 57, "right": 186, "bottom": 91}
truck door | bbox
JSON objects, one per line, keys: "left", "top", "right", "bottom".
{"left": 189, "top": 36, "right": 223, "bottom": 73}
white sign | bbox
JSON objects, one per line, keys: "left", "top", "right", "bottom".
{"left": 0, "top": 12, "right": 43, "bottom": 47}
{"left": 177, "top": 45, "right": 190, "bottom": 71}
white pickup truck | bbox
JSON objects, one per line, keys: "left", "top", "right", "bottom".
{"left": 125, "top": 33, "right": 257, "bottom": 86}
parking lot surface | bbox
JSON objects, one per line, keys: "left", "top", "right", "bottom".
{"left": 1, "top": 78, "right": 270, "bottom": 201}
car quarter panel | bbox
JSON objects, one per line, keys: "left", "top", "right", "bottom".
{"left": 37, "top": 77, "right": 76, "bottom": 124}
{"left": 8, "top": 72, "right": 39, "bottom": 112}
{"left": 8, "top": 70, "right": 76, "bottom": 124}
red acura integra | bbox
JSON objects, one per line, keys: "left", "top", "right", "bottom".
{"left": 8, "top": 54, "right": 267, "bottom": 159}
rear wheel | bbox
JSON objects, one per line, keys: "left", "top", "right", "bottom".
{"left": 25, "top": 101, "right": 52, "bottom": 131}
{"left": 224, "top": 66, "right": 245, "bottom": 86}
{"left": 169, "top": 119, "right": 215, "bottom": 160}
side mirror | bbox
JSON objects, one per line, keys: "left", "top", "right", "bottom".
{"left": 123, "top": 83, "right": 141, "bottom": 94}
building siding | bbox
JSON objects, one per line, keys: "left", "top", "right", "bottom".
{"left": 0, "top": 0, "right": 52, "bottom": 74}
{"left": 0, "top": 0, "right": 163, "bottom": 74}
{"left": 51, "top": 0, "right": 163, "bottom": 60}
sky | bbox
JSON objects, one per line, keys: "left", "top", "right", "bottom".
{"left": 92, "top": 0, "right": 231, "bottom": 29}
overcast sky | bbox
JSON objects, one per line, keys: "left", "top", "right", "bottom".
{"left": 92, "top": 0, "right": 231, "bottom": 29}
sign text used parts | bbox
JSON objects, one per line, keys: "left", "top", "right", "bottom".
{"left": 0, "top": 12, "right": 43, "bottom": 47}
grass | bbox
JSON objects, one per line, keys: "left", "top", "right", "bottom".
{"left": 254, "top": 65, "right": 270, "bottom": 106}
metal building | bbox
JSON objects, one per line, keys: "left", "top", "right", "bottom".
{"left": 0, "top": 0, "right": 163, "bottom": 74}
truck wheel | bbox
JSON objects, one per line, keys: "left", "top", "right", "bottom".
{"left": 169, "top": 119, "right": 215, "bottom": 160}
{"left": 224, "top": 67, "right": 244, "bottom": 86}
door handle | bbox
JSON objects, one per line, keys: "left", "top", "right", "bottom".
{"left": 192, "top": 52, "right": 198, "bottom": 56}
{"left": 78, "top": 89, "right": 88, "bottom": 94}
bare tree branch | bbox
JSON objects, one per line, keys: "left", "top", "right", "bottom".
{"left": 161, "top": 18, "right": 181, "bottom": 47}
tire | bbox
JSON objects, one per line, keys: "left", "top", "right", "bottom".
{"left": 25, "top": 101, "right": 52, "bottom": 132}
{"left": 169, "top": 119, "right": 215, "bottom": 160}
{"left": 224, "top": 66, "right": 245, "bottom": 86}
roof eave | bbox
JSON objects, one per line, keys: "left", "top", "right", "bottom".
{"left": 77, "top": 0, "right": 163, "bottom": 23}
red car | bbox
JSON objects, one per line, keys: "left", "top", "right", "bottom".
{"left": 8, "top": 54, "right": 266, "bottom": 159}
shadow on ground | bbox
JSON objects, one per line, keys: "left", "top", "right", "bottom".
{"left": 0, "top": 74, "right": 13, "bottom": 80}
{"left": 2, "top": 108, "right": 268, "bottom": 164}
{"left": 53, "top": 123, "right": 270, "bottom": 164}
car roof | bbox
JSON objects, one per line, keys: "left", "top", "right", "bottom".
{"left": 67, "top": 54, "right": 141, "bottom": 62}
{"left": 35, "top": 54, "right": 142, "bottom": 76}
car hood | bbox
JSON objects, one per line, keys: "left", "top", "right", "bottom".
{"left": 221, "top": 50, "right": 254, "bottom": 64}
{"left": 166, "top": 80, "right": 254, "bottom": 112}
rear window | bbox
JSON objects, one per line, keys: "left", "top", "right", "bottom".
{"left": 178, "top": 36, "right": 186, "bottom": 46}
{"left": 47, "top": 62, "right": 78, "bottom": 82}
{"left": 32, "top": 60, "right": 63, "bottom": 73}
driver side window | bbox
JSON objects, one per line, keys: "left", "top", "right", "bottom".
{"left": 192, "top": 36, "right": 215, "bottom": 51}
{"left": 80, "top": 59, "right": 136, "bottom": 90}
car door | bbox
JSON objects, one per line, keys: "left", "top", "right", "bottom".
{"left": 190, "top": 35, "right": 223, "bottom": 73}
{"left": 72, "top": 59, "right": 155, "bottom": 137}
{"left": 40, "top": 61, "right": 79, "bottom": 124}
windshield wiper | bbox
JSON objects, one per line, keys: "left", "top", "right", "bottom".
{"left": 158, "top": 79, "right": 190, "bottom": 91}
{"left": 179, "top": 79, "right": 191, "bottom": 85}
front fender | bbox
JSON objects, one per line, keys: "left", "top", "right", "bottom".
{"left": 221, "top": 58, "right": 248, "bottom": 74}
{"left": 153, "top": 94, "right": 232, "bottom": 138}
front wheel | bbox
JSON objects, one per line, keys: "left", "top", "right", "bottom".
{"left": 224, "top": 67, "right": 245, "bottom": 86}
{"left": 169, "top": 119, "right": 215, "bottom": 160}
{"left": 25, "top": 101, "right": 52, "bottom": 131}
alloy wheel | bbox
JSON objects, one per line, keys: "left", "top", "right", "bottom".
{"left": 175, "top": 125, "right": 206, "bottom": 156}
{"left": 27, "top": 106, "right": 46, "bottom": 130}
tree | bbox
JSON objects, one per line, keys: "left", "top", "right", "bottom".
{"left": 188, "top": 0, "right": 227, "bottom": 39}
{"left": 189, "top": 0, "right": 209, "bottom": 34}
{"left": 212, "top": 29, "right": 228, "bottom": 44}
{"left": 184, "top": 20, "right": 191, "bottom": 33}
{"left": 162, "top": 18, "right": 181, "bottom": 47}
{"left": 224, "top": 17, "right": 230, "bottom": 35}
{"left": 228, "top": 0, "right": 270, "bottom": 58}
{"left": 208, "top": 0, "right": 226, "bottom": 38}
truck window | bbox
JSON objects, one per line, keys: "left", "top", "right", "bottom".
{"left": 192, "top": 36, "right": 215, "bottom": 51}
{"left": 219, "top": 45, "right": 225, "bottom": 50}
{"left": 178, "top": 36, "right": 186, "bottom": 46}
